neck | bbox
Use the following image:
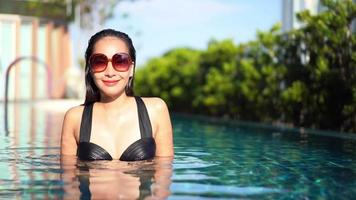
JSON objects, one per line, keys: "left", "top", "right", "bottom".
{"left": 99, "top": 92, "right": 130, "bottom": 110}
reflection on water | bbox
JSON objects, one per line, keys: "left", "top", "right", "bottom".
{"left": 0, "top": 152, "right": 172, "bottom": 199}
{"left": 61, "top": 156, "right": 172, "bottom": 200}
{"left": 1, "top": 101, "right": 356, "bottom": 199}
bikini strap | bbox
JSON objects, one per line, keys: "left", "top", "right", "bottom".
{"left": 79, "top": 104, "right": 93, "bottom": 143}
{"left": 134, "top": 96, "right": 153, "bottom": 138}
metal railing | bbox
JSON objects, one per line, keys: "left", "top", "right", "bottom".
{"left": 4, "top": 56, "right": 52, "bottom": 135}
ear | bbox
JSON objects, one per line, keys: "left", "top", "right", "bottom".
{"left": 129, "top": 62, "right": 135, "bottom": 77}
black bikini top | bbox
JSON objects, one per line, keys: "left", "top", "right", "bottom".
{"left": 77, "top": 96, "right": 156, "bottom": 161}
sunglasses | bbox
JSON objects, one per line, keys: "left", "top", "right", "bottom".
{"left": 89, "top": 53, "right": 132, "bottom": 73}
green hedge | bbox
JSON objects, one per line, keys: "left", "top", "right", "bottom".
{"left": 135, "top": 0, "right": 356, "bottom": 133}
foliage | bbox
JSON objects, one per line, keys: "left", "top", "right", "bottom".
{"left": 0, "top": 0, "right": 127, "bottom": 29}
{"left": 135, "top": 48, "right": 201, "bottom": 112}
{"left": 0, "top": 0, "right": 68, "bottom": 21}
{"left": 73, "top": 0, "right": 122, "bottom": 29}
{"left": 278, "top": 0, "right": 356, "bottom": 131}
{"left": 135, "top": 0, "right": 356, "bottom": 132}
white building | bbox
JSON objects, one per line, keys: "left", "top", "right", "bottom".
{"left": 282, "top": 0, "right": 356, "bottom": 32}
{"left": 282, "top": 0, "right": 322, "bottom": 32}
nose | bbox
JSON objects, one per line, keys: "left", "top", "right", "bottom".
{"left": 104, "top": 61, "right": 116, "bottom": 76}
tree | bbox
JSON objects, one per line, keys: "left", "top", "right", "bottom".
{"left": 278, "top": 0, "right": 356, "bottom": 131}
{"left": 194, "top": 39, "right": 239, "bottom": 117}
{"left": 0, "top": 0, "right": 130, "bottom": 29}
{"left": 237, "top": 24, "right": 286, "bottom": 122}
{"left": 134, "top": 0, "right": 356, "bottom": 133}
{"left": 135, "top": 48, "right": 200, "bottom": 112}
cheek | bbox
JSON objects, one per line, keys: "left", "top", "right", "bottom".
{"left": 91, "top": 73, "right": 102, "bottom": 86}
{"left": 118, "top": 71, "right": 131, "bottom": 81}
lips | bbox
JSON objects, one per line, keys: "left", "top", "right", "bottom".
{"left": 102, "top": 80, "right": 119, "bottom": 86}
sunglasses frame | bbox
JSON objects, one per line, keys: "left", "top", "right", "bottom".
{"left": 89, "top": 53, "right": 132, "bottom": 73}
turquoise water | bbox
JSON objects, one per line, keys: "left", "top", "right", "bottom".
{"left": 0, "top": 102, "right": 356, "bottom": 199}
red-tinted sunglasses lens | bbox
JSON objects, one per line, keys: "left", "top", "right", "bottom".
{"left": 112, "top": 53, "right": 131, "bottom": 72}
{"left": 90, "top": 54, "right": 107, "bottom": 72}
{"left": 89, "top": 53, "right": 131, "bottom": 73}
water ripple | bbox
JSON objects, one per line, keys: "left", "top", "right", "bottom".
{"left": 171, "top": 183, "right": 286, "bottom": 196}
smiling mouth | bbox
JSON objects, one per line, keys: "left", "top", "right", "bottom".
{"left": 102, "top": 80, "right": 119, "bottom": 86}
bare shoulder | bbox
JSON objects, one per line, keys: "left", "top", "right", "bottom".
{"left": 140, "top": 97, "right": 169, "bottom": 114}
{"left": 64, "top": 105, "right": 84, "bottom": 122}
{"left": 140, "top": 97, "right": 174, "bottom": 156}
{"left": 61, "top": 105, "right": 85, "bottom": 143}
{"left": 62, "top": 105, "right": 85, "bottom": 133}
{"left": 140, "top": 97, "right": 171, "bottom": 130}
{"left": 61, "top": 105, "right": 84, "bottom": 155}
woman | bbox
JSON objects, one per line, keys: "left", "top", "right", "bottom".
{"left": 60, "top": 29, "right": 174, "bottom": 161}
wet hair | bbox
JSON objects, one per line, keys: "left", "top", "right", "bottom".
{"left": 83, "top": 29, "right": 136, "bottom": 105}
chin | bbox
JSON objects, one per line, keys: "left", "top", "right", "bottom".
{"left": 95, "top": 80, "right": 128, "bottom": 99}
{"left": 100, "top": 88, "right": 126, "bottom": 99}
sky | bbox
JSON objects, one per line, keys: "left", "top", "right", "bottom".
{"left": 71, "top": 0, "right": 281, "bottom": 67}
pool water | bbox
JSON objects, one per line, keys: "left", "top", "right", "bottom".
{"left": 0, "top": 101, "right": 355, "bottom": 199}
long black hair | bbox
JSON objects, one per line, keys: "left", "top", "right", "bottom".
{"left": 83, "top": 29, "right": 136, "bottom": 105}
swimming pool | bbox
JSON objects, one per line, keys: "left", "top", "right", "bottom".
{"left": 0, "top": 101, "right": 355, "bottom": 199}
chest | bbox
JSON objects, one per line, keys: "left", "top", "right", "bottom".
{"left": 89, "top": 112, "right": 142, "bottom": 159}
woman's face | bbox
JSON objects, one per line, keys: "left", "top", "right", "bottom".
{"left": 91, "top": 36, "right": 134, "bottom": 101}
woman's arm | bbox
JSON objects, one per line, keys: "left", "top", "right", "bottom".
{"left": 60, "top": 107, "right": 81, "bottom": 156}
{"left": 151, "top": 98, "right": 174, "bottom": 157}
